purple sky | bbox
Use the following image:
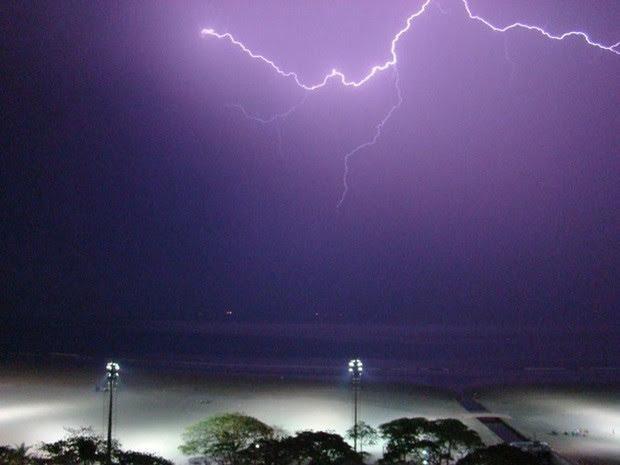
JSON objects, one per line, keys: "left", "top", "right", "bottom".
{"left": 3, "top": 0, "right": 619, "bottom": 338}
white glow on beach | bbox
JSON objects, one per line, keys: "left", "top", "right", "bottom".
{"left": 0, "top": 403, "right": 67, "bottom": 423}
{"left": 1, "top": 368, "right": 619, "bottom": 464}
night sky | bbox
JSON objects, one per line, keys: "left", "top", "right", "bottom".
{"left": 3, "top": 0, "right": 619, "bottom": 345}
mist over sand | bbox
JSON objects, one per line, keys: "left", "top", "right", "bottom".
{"left": 1, "top": 358, "right": 619, "bottom": 464}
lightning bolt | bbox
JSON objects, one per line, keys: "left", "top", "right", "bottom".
{"left": 227, "top": 93, "right": 308, "bottom": 159}
{"left": 202, "top": 0, "right": 619, "bottom": 91}
{"left": 201, "top": 0, "right": 433, "bottom": 91}
{"left": 461, "top": 0, "right": 620, "bottom": 55}
{"left": 227, "top": 93, "right": 308, "bottom": 125}
{"left": 338, "top": 67, "right": 403, "bottom": 208}
{"left": 201, "top": 0, "right": 619, "bottom": 205}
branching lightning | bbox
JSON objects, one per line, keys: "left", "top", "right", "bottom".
{"left": 227, "top": 93, "right": 308, "bottom": 159}
{"left": 338, "top": 67, "right": 403, "bottom": 208}
{"left": 227, "top": 92, "right": 308, "bottom": 125}
{"left": 201, "top": 0, "right": 619, "bottom": 206}
{"left": 461, "top": 0, "right": 620, "bottom": 55}
{"left": 202, "top": 0, "right": 618, "bottom": 91}
{"left": 201, "top": 0, "right": 433, "bottom": 91}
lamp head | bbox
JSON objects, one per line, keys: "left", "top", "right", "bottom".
{"left": 348, "top": 359, "right": 363, "bottom": 381}
{"left": 106, "top": 362, "right": 120, "bottom": 381}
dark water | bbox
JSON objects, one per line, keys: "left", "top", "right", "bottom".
{"left": 3, "top": 320, "right": 619, "bottom": 388}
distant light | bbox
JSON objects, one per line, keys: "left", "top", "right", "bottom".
{"left": 348, "top": 359, "right": 363, "bottom": 380}
{"left": 106, "top": 362, "right": 120, "bottom": 372}
{"left": 106, "top": 362, "right": 120, "bottom": 382}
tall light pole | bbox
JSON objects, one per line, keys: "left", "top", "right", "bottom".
{"left": 105, "top": 362, "right": 120, "bottom": 465}
{"left": 348, "top": 358, "right": 363, "bottom": 453}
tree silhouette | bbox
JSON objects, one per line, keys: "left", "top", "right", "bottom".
{"left": 346, "top": 421, "right": 378, "bottom": 455}
{"left": 179, "top": 413, "right": 274, "bottom": 465}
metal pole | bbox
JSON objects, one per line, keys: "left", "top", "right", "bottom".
{"left": 348, "top": 359, "right": 363, "bottom": 455}
{"left": 353, "top": 382, "right": 359, "bottom": 453}
{"left": 107, "top": 375, "right": 113, "bottom": 465}
{"left": 105, "top": 362, "right": 119, "bottom": 465}
{"left": 349, "top": 358, "right": 364, "bottom": 452}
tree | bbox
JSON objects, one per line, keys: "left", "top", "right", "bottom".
{"left": 279, "top": 431, "right": 362, "bottom": 465}
{"left": 456, "top": 444, "right": 543, "bottom": 465}
{"left": 0, "top": 443, "right": 42, "bottom": 465}
{"left": 379, "top": 417, "right": 484, "bottom": 465}
{"left": 116, "top": 450, "right": 174, "bottom": 465}
{"left": 179, "top": 413, "right": 274, "bottom": 465}
{"left": 238, "top": 431, "right": 363, "bottom": 465}
{"left": 430, "top": 419, "right": 483, "bottom": 464}
{"left": 38, "top": 427, "right": 173, "bottom": 465}
{"left": 39, "top": 427, "right": 117, "bottom": 465}
{"left": 379, "top": 417, "right": 437, "bottom": 464}
{"left": 346, "top": 422, "right": 378, "bottom": 454}
{"left": 237, "top": 438, "right": 290, "bottom": 465}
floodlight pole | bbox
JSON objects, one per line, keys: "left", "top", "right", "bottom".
{"left": 353, "top": 380, "right": 359, "bottom": 452}
{"left": 105, "top": 362, "right": 120, "bottom": 465}
{"left": 348, "top": 359, "right": 363, "bottom": 454}
{"left": 107, "top": 378, "right": 113, "bottom": 465}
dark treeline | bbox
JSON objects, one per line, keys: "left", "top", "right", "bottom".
{"left": 1, "top": 414, "right": 550, "bottom": 465}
